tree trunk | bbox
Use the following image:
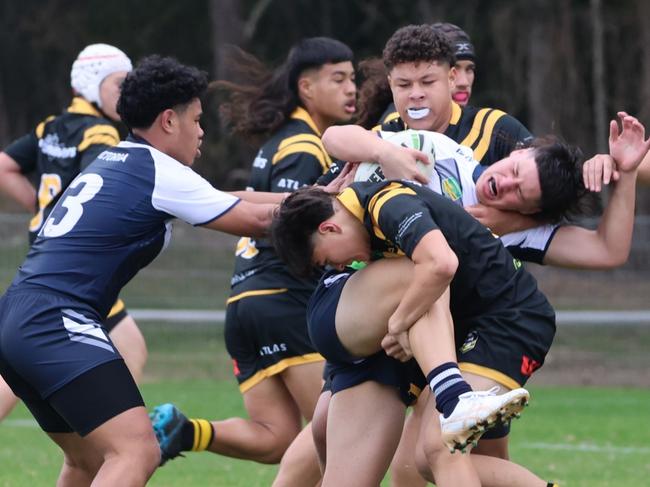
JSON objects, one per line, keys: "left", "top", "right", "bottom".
{"left": 590, "top": 0, "right": 607, "bottom": 153}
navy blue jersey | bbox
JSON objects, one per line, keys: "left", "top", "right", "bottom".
{"left": 9, "top": 135, "right": 239, "bottom": 319}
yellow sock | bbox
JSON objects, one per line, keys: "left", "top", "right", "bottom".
{"left": 190, "top": 419, "right": 214, "bottom": 451}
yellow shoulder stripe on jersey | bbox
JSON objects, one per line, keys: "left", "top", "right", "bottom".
{"left": 459, "top": 107, "right": 491, "bottom": 149}
{"left": 382, "top": 111, "right": 400, "bottom": 124}
{"left": 272, "top": 142, "right": 330, "bottom": 173}
{"left": 369, "top": 183, "right": 416, "bottom": 240}
{"left": 449, "top": 101, "right": 462, "bottom": 125}
{"left": 472, "top": 109, "right": 506, "bottom": 163}
{"left": 78, "top": 124, "right": 120, "bottom": 151}
{"left": 239, "top": 353, "right": 325, "bottom": 393}
{"left": 226, "top": 288, "right": 288, "bottom": 305}
{"left": 67, "top": 97, "right": 102, "bottom": 117}
{"left": 458, "top": 362, "right": 522, "bottom": 390}
{"left": 336, "top": 187, "right": 366, "bottom": 223}
{"left": 371, "top": 124, "right": 382, "bottom": 132}
{"left": 291, "top": 106, "right": 321, "bottom": 135}
{"left": 107, "top": 299, "right": 126, "bottom": 318}
{"left": 35, "top": 116, "right": 56, "bottom": 138}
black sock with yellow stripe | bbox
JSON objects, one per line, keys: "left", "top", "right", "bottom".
{"left": 180, "top": 418, "right": 214, "bottom": 452}
{"left": 547, "top": 483, "right": 559, "bottom": 487}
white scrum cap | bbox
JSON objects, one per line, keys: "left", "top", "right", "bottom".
{"left": 70, "top": 43, "right": 132, "bottom": 108}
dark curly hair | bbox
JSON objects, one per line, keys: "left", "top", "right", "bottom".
{"left": 383, "top": 24, "right": 456, "bottom": 72}
{"left": 271, "top": 187, "right": 335, "bottom": 277}
{"left": 531, "top": 136, "right": 596, "bottom": 222}
{"left": 356, "top": 57, "right": 393, "bottom": 129}
{"left": 117, "top": 55, "right": 208, "bottom": 129}
{"left": 213, "top": 37, "right": 353, "bottom": 141}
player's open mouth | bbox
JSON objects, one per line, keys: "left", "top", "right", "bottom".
{"left": 488, "top": 177, "right": 497, "bottom": 197}
{"left": 452, "top": 92, "right": 469, "bottom": 103}
{"left": 344, "top": 100, "right": 356, "bottom": 113}
{"left": 407, "top": 108, "right": 430, "bottom": 120}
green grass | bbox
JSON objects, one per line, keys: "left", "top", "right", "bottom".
{"left": 2, "top": 384, "right": 649, "bottom": 486}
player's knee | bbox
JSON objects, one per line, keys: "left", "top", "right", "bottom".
{"left": 62, "top": 451, "right": 103, "bottom": 478}
{"left": 417, "top": 432, "right": 447, "bottom": 478}
{"left": 414, "top": 443, "right": 435, "bottom": 483}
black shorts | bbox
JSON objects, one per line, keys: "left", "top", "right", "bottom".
{"left": 103, "top": 298, "right": 128, "bottom": 333}
{"left": 19, "top": 360, "right": 142, "bottom": 436}
{"left": 456, "top": 303, "right": 556, "bottom": 389}
{"left": 225, "top": 288, "right": 324, "bottom": 393}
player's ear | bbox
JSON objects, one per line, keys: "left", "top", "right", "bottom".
{"left": 317, "top": 221, "right": 341, "bottom": 235}
{"left": 160, "top": 108, "right": 176, "bottom": 134}
{"left": 297, "top": 75, "right": 313, "bottom": 101}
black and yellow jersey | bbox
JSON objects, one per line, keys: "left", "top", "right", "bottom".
{"left": 318, "top": 101, "right": 531, "bottom": 186}
{"left": 4, "top": 97, "right": 119, "bottom": 242}
{"left": 230, "top": 107, "right": 332, "bottom": 297}
{"left": 336, "top": 180, "right": 548, "bottom": 329}
{"left": 376, "top": 101, "right": 532, "bottom": 166}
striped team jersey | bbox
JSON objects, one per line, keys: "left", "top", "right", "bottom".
{"left": 3, "top": 98, "right": 121, "bottom": 242}
{"left": 336, "top": 180, "right": 547, "bottom": 327}
{"left": 8, "top": 135, "right": 239, "bottom": 319}
{"left": 377, "top": 101, "right": 532, "bottom": 166}
{"left": 230, "top": 107, "right": 332, "bottom": 294}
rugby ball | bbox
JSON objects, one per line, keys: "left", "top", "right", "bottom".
{"left": 354, "top": 129, "right": 436, "bottom": 183}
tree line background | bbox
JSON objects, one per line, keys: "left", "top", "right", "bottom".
{"left": 1, "top": 0, "right": 649, "bottom": 205}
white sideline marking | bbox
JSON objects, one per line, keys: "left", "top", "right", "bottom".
{"left": 127, "top": 309, "right": 650, "bottom": 325}
{"left": 522, "top": 442, "right": 650, "bottom": 455}
{"left": 3, "top": 418, "right": 38, "bottom": 428}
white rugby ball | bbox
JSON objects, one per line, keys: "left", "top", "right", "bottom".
{"left": 354, "top": 129, "right": 436, "bottom": 183}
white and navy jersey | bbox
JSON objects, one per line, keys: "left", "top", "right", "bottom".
{"left": 377, "top": 130, "right": 558, "bottom": 264}
{"left": 9, "top": 135, "right": 239, "bottom": 318}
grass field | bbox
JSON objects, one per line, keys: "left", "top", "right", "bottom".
{"left": 1, "top": 322, "right": 649, "bottom": 487}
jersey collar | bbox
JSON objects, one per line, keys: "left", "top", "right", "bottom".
{"left": 291, "top": 106, "right": 321, "bottom": 136}
{"left": 67, "top": 97, "right": 102, "bottom": 117}
{"left": 336, "top": 187, "right": 366, "bottom": 223}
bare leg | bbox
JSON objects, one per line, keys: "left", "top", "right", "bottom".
{"left": 272, "top": 422, "right": 321, "bottom": 487}
{"left": 323, "top": 381, "right": 405, "bottom": 487}
{"left": 108, "top": 315, "right": 147, "bottom": 383}
{"left": 0, "top": 375, "right": 19, "bottom": 421}
{"left": 207, "top": 361, "right": 322, "bottom": 463}
{"left": 49, "top": 406, "right": 159, "bottom": 487}
{"left": 390, "top": 408, "right": 427, "bottom": 487}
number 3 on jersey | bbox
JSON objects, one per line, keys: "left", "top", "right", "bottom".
{"left": 41, "top": 173, "right": 104, "bottom": 238}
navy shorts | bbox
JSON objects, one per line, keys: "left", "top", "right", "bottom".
{"left": 225, "top": 288, "right": 324, "bottom": 393}
{"left": 0, "top": 290, "right": 142, "bottom": 435}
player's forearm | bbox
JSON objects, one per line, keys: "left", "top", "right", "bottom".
{"left": 593, "top": 170, "right": 637, "bottom": 266}
{"left": 388, "top": 259, "right": 455, "bottom": 335}
{"left": 0, "top": 173, "right": 36, "bottom": 211}
{"left": 230, "top": 190, "right": 286, "bottom": 204}
{"left": 638, "top": 150, "right": 650, "bottom": 186}
{"left": 322, "top": 125, "right": 385, "bottom": 162}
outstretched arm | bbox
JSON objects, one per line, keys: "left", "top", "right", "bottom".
{"left": 322, "top": 125, "right": 430, "bottom": 183}
{"left": 545, "top": 112, "right": 650, "bottom": 268}
{"left": 0, "top": 152, "right": 36, "bottom": 211}
{"left": 203, "top": 200, "right": 275, "bottom": 238}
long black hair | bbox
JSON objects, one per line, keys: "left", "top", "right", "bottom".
{"left": 213, "top": 37, "right": 353, "bottom": 141}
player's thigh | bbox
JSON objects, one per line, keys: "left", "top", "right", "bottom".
{"left": 280, "top": 360, "right": 325, "bottom": 420}
{"left": 242, "top": 374, "right": 303, "bottom": 435}
{"left": 107, "top": 314, "right": 147, "bottom": 381}
{"left": 325, "top": 381, "right": 405, "bottom": 487}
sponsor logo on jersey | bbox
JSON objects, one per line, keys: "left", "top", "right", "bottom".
{"left": 98, "top": 151, "right": 129, "bottom": 162}
{"left": 520, "top": 355, "right": 541, "bottom": 376}
{"left": 459, "top": 330, "right": 478, "bottom": 354}
{"left": 277, "top": 178, "right": 301, "bottom": 190}
{"left": 441, "top": 177, "right": 462, "bottom": 201}
{"left": 39, "top": 134, "right": 76, "bottom": 159}
{"left": 259, "top": 343, "right": 288, "bottom": 356}
{"left": 396, "top": 211, "right": 423, "bottom": 245}
{"left": 253, "top": 151, "right": 267, "bottom": 169}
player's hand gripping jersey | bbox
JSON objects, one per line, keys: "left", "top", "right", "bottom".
{"left": 9, "top": 135, "right": 239, "bottom": 319}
